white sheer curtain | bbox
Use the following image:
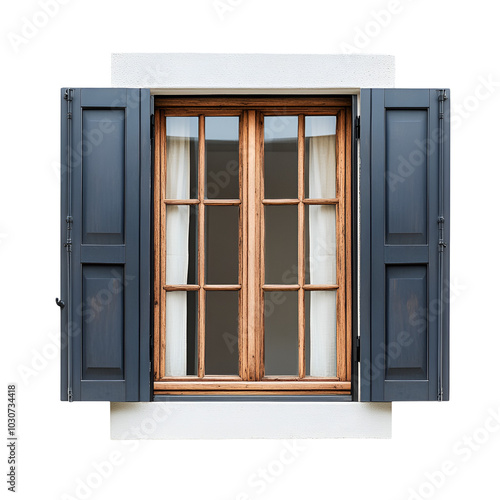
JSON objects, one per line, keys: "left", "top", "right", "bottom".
{"left": 165, "top": 117, "right": 191, "bottom": 376}
{"left": 308, "top": 117, "right": 337, "bottom": 377}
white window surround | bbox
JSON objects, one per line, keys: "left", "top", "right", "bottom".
{"left": 110, "top": 53, "right": 394, "bottom": 439}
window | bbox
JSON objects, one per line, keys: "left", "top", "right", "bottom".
{"left": 153, "top": 97, "right": 352, "bottom": 395}
{"left": 59, "top": 87, "right": 450, "bottom": 403}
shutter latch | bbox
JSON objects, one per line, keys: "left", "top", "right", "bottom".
{"left": 355, "top": 116, "right": 361, "bottom": 139}
{"left": 55, "top": 298, "right": 65, "bottom": 309}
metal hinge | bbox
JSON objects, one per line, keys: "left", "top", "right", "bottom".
{"left": 64, "top": 89, "right": 73, "bottom": 120}
{"left": 356, "top": 336, "right": 360, "bottom": 362}
{"left": 438, "top": 216, "right": 446, "bottom": 252}
{"left": 355, "top": 116, "right": 360, "bottom": 139}
{"left": 437, "top": 90, "right": 448, "bottom": 119}
{"left": 437, "top": 89, "right": 448, "bottom": 102}
{"left": 64, "top": 88, "right": 73, "bottom": 101}
{"left": 150, "top": 114, "right": 155, "bottom": 140}
{"left": 64, "top": 215, "right": 73, "bottom": 252}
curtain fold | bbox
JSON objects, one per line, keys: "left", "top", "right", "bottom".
{"left": 165, "top": 117, "right": 191, "bottom": 376}
{"left": 308, "top": 125, "right": 337, "bottom": 377}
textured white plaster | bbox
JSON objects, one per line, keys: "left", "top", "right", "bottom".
{"left": 111, "top": 53, "right": 395, "bottom": 92}
{"left": 111, "top": 402, "right": 391, "bottom": 439}
{"left": 110, "top": 53, "right": 395, "bottom": 439}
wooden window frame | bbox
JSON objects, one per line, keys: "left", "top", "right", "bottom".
{"left": 153, "top": 96, "right": 352, "bottom": 395}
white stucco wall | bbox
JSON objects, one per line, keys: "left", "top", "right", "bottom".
{"left": 110, "top": 53, "right": 394, "bottom": 439}
{"left": 111, "top": 53, "right": 395, "bottom": 92}
{"left": 111, "top": 402, "right": 391, "bottom": 439}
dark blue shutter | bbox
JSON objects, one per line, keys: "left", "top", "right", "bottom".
{"left": 360, "top": 89, "right": 450, "bottom": 402}
{"left": 60, "top": 88, "right": 151, "bottom": 401}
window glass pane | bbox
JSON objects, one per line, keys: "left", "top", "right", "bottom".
{"left": 166, "top": 116, "right": 199, "bottom": 199}
{"left": 304, "top": 204, "right": 336, "bottom": 285}
{"left": 305, "top": 290, "right": 337, "bottom": 377}
{"left": 205, "top": 206, "right": 239, "bottom": 284}
{"left": 165, "top": 205, "right": 198, "bottom": 285}
{"left": 205, "top": 291, "right": 239, "bottom": 375}
{"left": 264, "top": 116, "right": 298, "bottom": 199}
{"left": 265, "top": 206, "right": 298, "bottom": 284}
{"left": 205, "top": 117, "right": 240, "bottom": 199}
{"left": 264, "top": 291, "right": 298, "bottom": 376}
{"left": 305, "top": 116, "right": 336, "bottom": 199}
{"left": 165, "top": 291, "right": 198, "bottom": 376}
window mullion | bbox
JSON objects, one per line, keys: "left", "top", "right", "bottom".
{"left": 298, "top": 114, "right": 306, "bottom": 379}
{"left": 246, "top": 110, "right": 260, "bottom": 381}
{"left": 198, "top": 115, "right": 206, "bottom": 378}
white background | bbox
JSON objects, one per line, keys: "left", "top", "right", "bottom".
{"left": 1, "top": 1, "right": 499, "bottom": 499}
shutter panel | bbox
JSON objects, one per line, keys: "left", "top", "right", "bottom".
{"left": 360, "top": 89, "right": 450, "bottom": 402}
{"left": 60, "top": 88, "right": 151, "bottom": 401}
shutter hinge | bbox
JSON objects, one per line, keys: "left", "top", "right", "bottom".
{"left": 437, "top": 89, "right": 448, "bottom": 102}
{"left": 437, "top": 90, "right": 448, "bottom": 119}
{"left": 438, "top": 216, "right": 446, "bottom": 252}
{"left": 64, "top": 89, "right": 73, "bottom": 120}
{"left": 150, "top": 114, "right": 155, "bottom": 140}
{"left": 356, "top": 336, "right": 360, "bottom": 362}
{"left": 64, "top": 88, "right": 73, "bottom": 102}
{"left": 68, "top": 388, "right": 73, "bottom": 402}
{"left": 64, "top": 215, "right": 73, "bottom": 252}
{"left": 355, "top": 116, "right": 361, "bottom": 139}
